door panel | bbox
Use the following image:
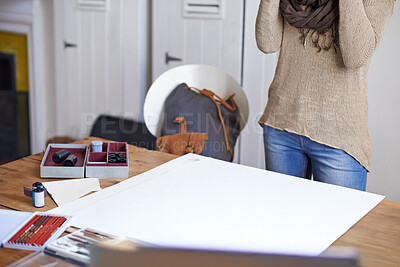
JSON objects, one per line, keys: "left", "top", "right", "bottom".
{"left": 152, "top": 0, "right": 244, "bottom": 83}
{"left": 53, "top": 0, "right": 148, "bottom": 139}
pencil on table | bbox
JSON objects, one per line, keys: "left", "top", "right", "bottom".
{"left": 27, "top": 215, "right": 57, "bottom": 245}
{"left": 36, "top": 216, "right": 67, "bottom": 246}
{"left": 16, "top": 215, "right": 48, "bottom": 244}
{"left": 7, "top": 214, "right": 40, "bottom": 243}
{"left": 22, "top": 216, "right": 52, "bottom": 244}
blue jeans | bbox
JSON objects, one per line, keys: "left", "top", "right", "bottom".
{"left": 263, "top": 125, "right": 367, "bottom": 191}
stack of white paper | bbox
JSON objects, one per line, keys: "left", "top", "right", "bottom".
{"left": 50, "top": 154, "right": 383, "bottom": 256}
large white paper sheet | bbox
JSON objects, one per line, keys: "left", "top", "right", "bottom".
{"left": 50, "top": 154, "right": 384, "bottom": 256}
{"left": 43, "top": 178, "right": 101, "bottom": 206}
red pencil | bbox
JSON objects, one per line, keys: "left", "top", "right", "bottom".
{"left": 36, "top": 216, "right": 67, "bottom": 246}
{"left": 34, "top": 216, "right": 61, "bottom": 245}
{"left": 22, "top": 216, "right": 51, "bottom": 244}
{"left": 16, "top": 215, "right": 48, "bottom": 244}
{"left": 8, "top": 214, "right": 40, "bottom": 243}
{"left": 27, "top": 216, "right": 56, "bottom": 245}
{"left": 28, "top": 216, "right": 56, "bottom": 245}
{"left": 35, "top": 216, "right": 64, "bottom": 246}
{"left": 35, "top": 216, "right": 62, "bottom": 245}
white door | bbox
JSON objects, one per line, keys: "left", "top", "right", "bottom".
{"left": 53, "top": 0, "right": 149, "bottom": 139}
{"left": 152, "top": 0, "right": 244, "bottom": 83}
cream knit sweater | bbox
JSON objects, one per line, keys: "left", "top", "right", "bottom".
{"left": 256, "top": 0, "right": 394, "bottom": 171}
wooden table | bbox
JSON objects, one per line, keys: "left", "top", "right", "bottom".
{"left": 1, "top": 137, "right": 399, "bottom": 266}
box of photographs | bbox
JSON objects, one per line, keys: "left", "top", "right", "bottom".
{"left": 86, "top": 142, "right": 129, "bottom": 178}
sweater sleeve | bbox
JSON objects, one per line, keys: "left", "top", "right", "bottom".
{"left": 339, "top": 0, "right": 394, "bottom": 69}
{"left": 255, "top": 0, "right": 283, "bottom": 54}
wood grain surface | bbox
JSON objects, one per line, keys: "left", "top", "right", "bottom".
{"left": 333, "top": 200, "right": 400, "bottom": 267}
{"left": 0, "top": 137, "right": 176, "bottom": 212}
{"left": 0, "top": 137, "right": 176, "bottom": 266}
{"left": 1, "top": 137, "right": 399, "bottom": 266}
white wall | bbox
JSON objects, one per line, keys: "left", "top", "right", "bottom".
{"left": 367, "top": 3, "right": 400, "bottom": 202}
{"left": 34, "top": 0, "right": 55, "bottom": 151}
{"left": 0, "top": 0, "right": 55, "bottom": 153}
{"left": 240, "top": 0, "right": 277, "bottom": 169}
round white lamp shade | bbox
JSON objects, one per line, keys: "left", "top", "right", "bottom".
{"left": 144, "top": 64, "right": 249, "bottom": 138}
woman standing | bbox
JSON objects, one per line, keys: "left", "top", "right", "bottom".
{"left": 256, "top": 0, "right": 394, "bottom": 190}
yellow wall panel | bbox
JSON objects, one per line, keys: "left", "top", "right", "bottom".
{"left": 0, "top": 31, "right": 29, "bottom": 92}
